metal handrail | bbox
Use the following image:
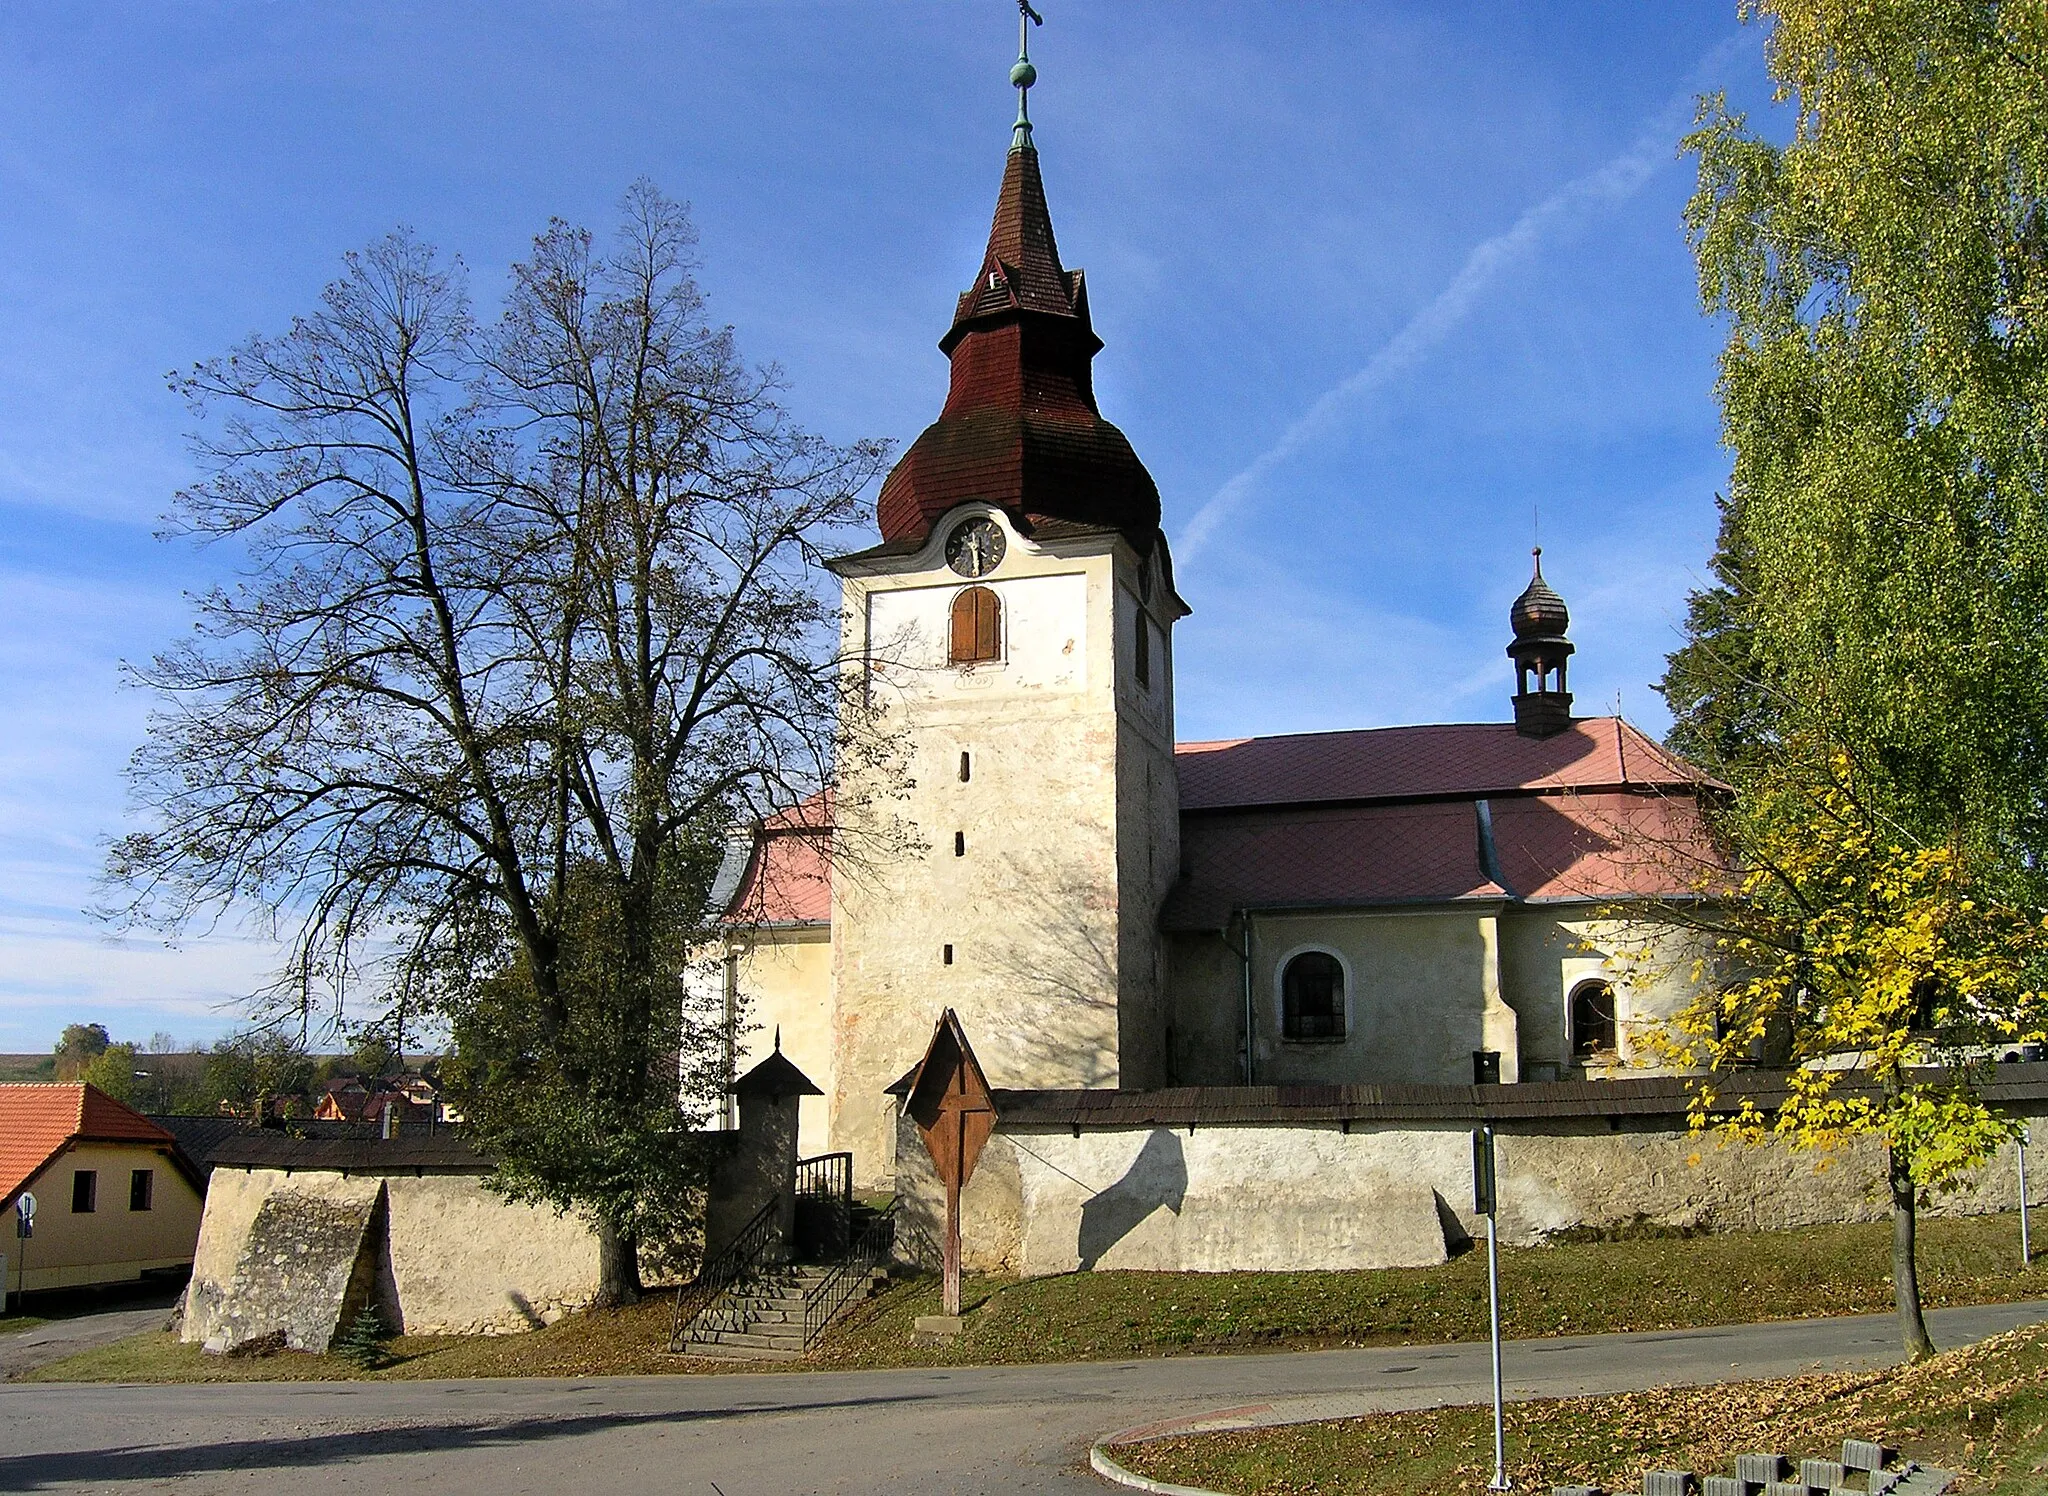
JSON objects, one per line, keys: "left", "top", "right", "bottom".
{"left": 668, "top": 1197, "right": 781, "bottom": 1353}
{"left": 802, "top": 1201, "right": 897, "bottom": 1347}
{"left": 794, "top": 1151, "right": 853, "bottom": 1259}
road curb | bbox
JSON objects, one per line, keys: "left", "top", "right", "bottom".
{"left": 1089, "top": 1441, "right": 1227, "bottom": 1495}
{"left": 1090, "top": 1406, "right": 1274, "bottom": 1495}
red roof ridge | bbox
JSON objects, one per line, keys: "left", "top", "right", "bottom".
{"left": 1174, "top": 717, "right": 1710, "bottom": 813}
{"left": 1, "top": 1083, "right": 181, "bottom": 1207}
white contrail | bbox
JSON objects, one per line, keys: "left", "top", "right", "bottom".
{"left": 1175, "top": 37, "right": 1747, "bottom": 569}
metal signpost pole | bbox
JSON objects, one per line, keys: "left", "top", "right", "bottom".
{"left": 1473, "top": 1124, "right": 1508, "bottom": 1491}
{"left": 2020, "top": 1127, "right": 2032, "bottom": 1269}
{"left": 12, "top": 1192, "right": 35, "bottom": 1314}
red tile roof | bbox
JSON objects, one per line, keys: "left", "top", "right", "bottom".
{"left": 1175, "top": 717, "right": 1708, "bottom": 811}
{"left": 724, "top": 794, "right": 834, "bottom": 926}
{"left": 1164, "top": 790, "right": 1718, "bottom": 931}
{"left": 719, "top": 720, "right": 1723, "bottom": 931}
{"left": 0, "top": 1084, "right": 180, "bottom": 1208}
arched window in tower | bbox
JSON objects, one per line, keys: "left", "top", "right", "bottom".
{"left": 949, "top": 585, "right": 1001, "bottom": 664}
{"left": 1282, "top": 951, "right": 1346, "bottom": 1041}
{"left": 1570, "top": 980, "right": 1619, "bottom": 1062}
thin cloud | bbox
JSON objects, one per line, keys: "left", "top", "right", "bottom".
{"left": 1176, "top": 34, "right": 1748, "bottom": 569}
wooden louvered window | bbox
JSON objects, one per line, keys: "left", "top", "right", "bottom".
{"left": 949, "top": 586, "right": 1001, "bottom": 664}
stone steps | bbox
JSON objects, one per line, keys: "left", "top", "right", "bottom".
{"left": 679, "top": 1265, "right": 891, "bottom": 1363}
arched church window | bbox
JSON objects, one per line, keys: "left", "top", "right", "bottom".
{"left": 1282, "top": 951, "right": 1346, "bottom": 1041}
{"left": 1570, "top": 980, "right": 1618, "bottom": 1062}
{"left": 949, "top": 586, "right": 1001, "bottom": 664}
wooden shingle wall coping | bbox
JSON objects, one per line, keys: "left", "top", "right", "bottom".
{"left": 988, "top": 1063, "right": 2048, "bottom": 1130}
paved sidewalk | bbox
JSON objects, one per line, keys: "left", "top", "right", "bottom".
{"left": 0, "top": 1296, "right": 180, "bottom": 1381}
{"left": 0, "top": 1300, "right": 2041, "bottom": 1493}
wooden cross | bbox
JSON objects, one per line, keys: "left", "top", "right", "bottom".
{"left": 906, "top": 1009, "right": 998, "bottom": 1317}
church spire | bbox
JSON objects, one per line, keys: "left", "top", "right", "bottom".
{"left": 1507, "top": 548, "right": 1575, "bottom": 738}
{"left": 873, "top": 3, "right": 1161, "bottom": 552}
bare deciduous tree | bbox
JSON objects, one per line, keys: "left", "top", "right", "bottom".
{"left": 109, "top": 184, "right": 891, "bottom": 1301}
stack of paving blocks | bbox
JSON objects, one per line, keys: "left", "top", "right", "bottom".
{"left": 1551, "top": 1439, "right": 1949, "bottom": 1496}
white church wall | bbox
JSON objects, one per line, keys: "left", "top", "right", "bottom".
{"left": 1246, "top": 907, "right": 1511, "bottom": 1087}
{"left": 894, "top": 1111, "right": 1454, "bottom": 1275}
{"left": 1498, "top": 910, "right": 1709, "bottom": 1078}
{"left": 1112, "top": 559, "right": 1182, "bottom": 1091}
{"left": 728, "top": 925, "right": 834, "bottom": 1156}
{"left": 894, "top": 1106, "right": 2048, "bottom": 1277}
{"left": 865, "top": 570, "right": 1089, "bottom": 696}
{"left": 1163, "top": 932, "right": 1246, "bottom": 1085}
{"left": 1161, "top": 904, "right": 1715, "bottom": 1089}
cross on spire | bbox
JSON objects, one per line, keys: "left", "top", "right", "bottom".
{"left": 1011, "top": 0, "right": 1044, "bottom": 152}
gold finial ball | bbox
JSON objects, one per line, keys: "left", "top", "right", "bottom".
{"left": 1011, "top": 58, "right": 1037, "bottom": 89}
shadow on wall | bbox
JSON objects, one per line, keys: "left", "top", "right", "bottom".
{"left": 1077, "top": 1127, "right": 1187, "bottom": 1270}
{"left": 982, "top": 845, "right": 1122, "bottom": 1090}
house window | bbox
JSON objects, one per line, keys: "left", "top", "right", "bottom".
{"left": 72, "top": 1169, "right": 97, "bottom": 1213}
{"left": 1571, "top": 980, "right": 1619, "bottom": 1062}
{"left": 1134, "top": 610, "right": 1151, "bottom": 687}
{"left": 130, "top": 1169, "right": 154, "bottom": 1211}
{"left": 1282, "top": 951, "right": 1346, "bottom": 1041}
{"left": 949, "top": 586, "right": 1001, "bottom": 664}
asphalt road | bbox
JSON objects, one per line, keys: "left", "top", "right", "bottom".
{"left": 2, "top": 1301, "right": 2043, "bottom": 1495}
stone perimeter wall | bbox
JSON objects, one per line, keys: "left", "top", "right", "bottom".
{"left": 183, "top": 1168, "right": 602, "bottom": 1349}
{"left": 896, "top": 1109, "right": 2048, "bottom": 1277}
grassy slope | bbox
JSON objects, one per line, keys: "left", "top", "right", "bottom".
{"left": 22, "top": 1211, "right": 2047, "bottom": 1384}
{"left": 1124, "top": 1319, "right": 2048, "bottom": 1495}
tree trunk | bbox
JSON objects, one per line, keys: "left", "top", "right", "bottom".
{"left": 1889, "top": 1139, "right": 1936, "bottom": 1362}
{"left": 595, "top": 1217, "right": 642, "bottom": 1307}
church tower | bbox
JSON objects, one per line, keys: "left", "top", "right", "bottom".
{"left": 826, "top": 20, "right": 1187, "bottom": 1183}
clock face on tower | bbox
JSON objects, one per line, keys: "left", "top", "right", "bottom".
{"left": 945, "top": 517, "right": 1006, "bottom": 578}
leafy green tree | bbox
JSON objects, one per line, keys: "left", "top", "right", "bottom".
{"left": 52, "top": 1023, "right": 110, "bottom": 1081}
{"left": 1655, "top": 495, "right": 1775, "bottom": 778}
{"left": 441, "top": 855, "right": 724, "bottom": 1281}
{"left": 347, "top": 1027, "right": 400, "bottom": 1082}
{"left": 1680, "top": 0, "right": 2048, "bottom": 870}
{"left": 1655, "top": 0, "right": 2048, "bottom": 1360}
{"left": 76, "top": 1043, "right": 140, "bottom": 1105}
{"left": 197, "top": 1032, "right": 316, "bottom": 1119}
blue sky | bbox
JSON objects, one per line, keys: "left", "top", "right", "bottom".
{"left": 0, "top": 2, "right": 1774, "bottom": 1052}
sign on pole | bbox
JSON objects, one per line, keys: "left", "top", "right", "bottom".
{"left": 905, "top": 1009, "right": 999, "bottom": 1319}
{"left": 1473, "top": 1124, "right": 1508, "bottom": 1492}
{"left": 14, "top": 1192, "right": 33, "bottom": 1238}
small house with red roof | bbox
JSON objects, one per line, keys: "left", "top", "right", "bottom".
{"left": 706, "top": 43, "right": 1725, "bottom": 1190}
{"left": 0, "top": 1084, "right": 205, "bottom": 1294}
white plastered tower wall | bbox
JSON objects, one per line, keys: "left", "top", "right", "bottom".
{"left": 828, "top": 505, "right": 1182, "bottom": 1186}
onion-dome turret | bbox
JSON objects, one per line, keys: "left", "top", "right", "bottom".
{"left": 1506, "top": 548, "right": 1575, "bottom": 739}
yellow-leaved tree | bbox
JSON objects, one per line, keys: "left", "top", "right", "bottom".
{"left": 1647, "top": 754, "right": 2048, "bottom": 1360}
